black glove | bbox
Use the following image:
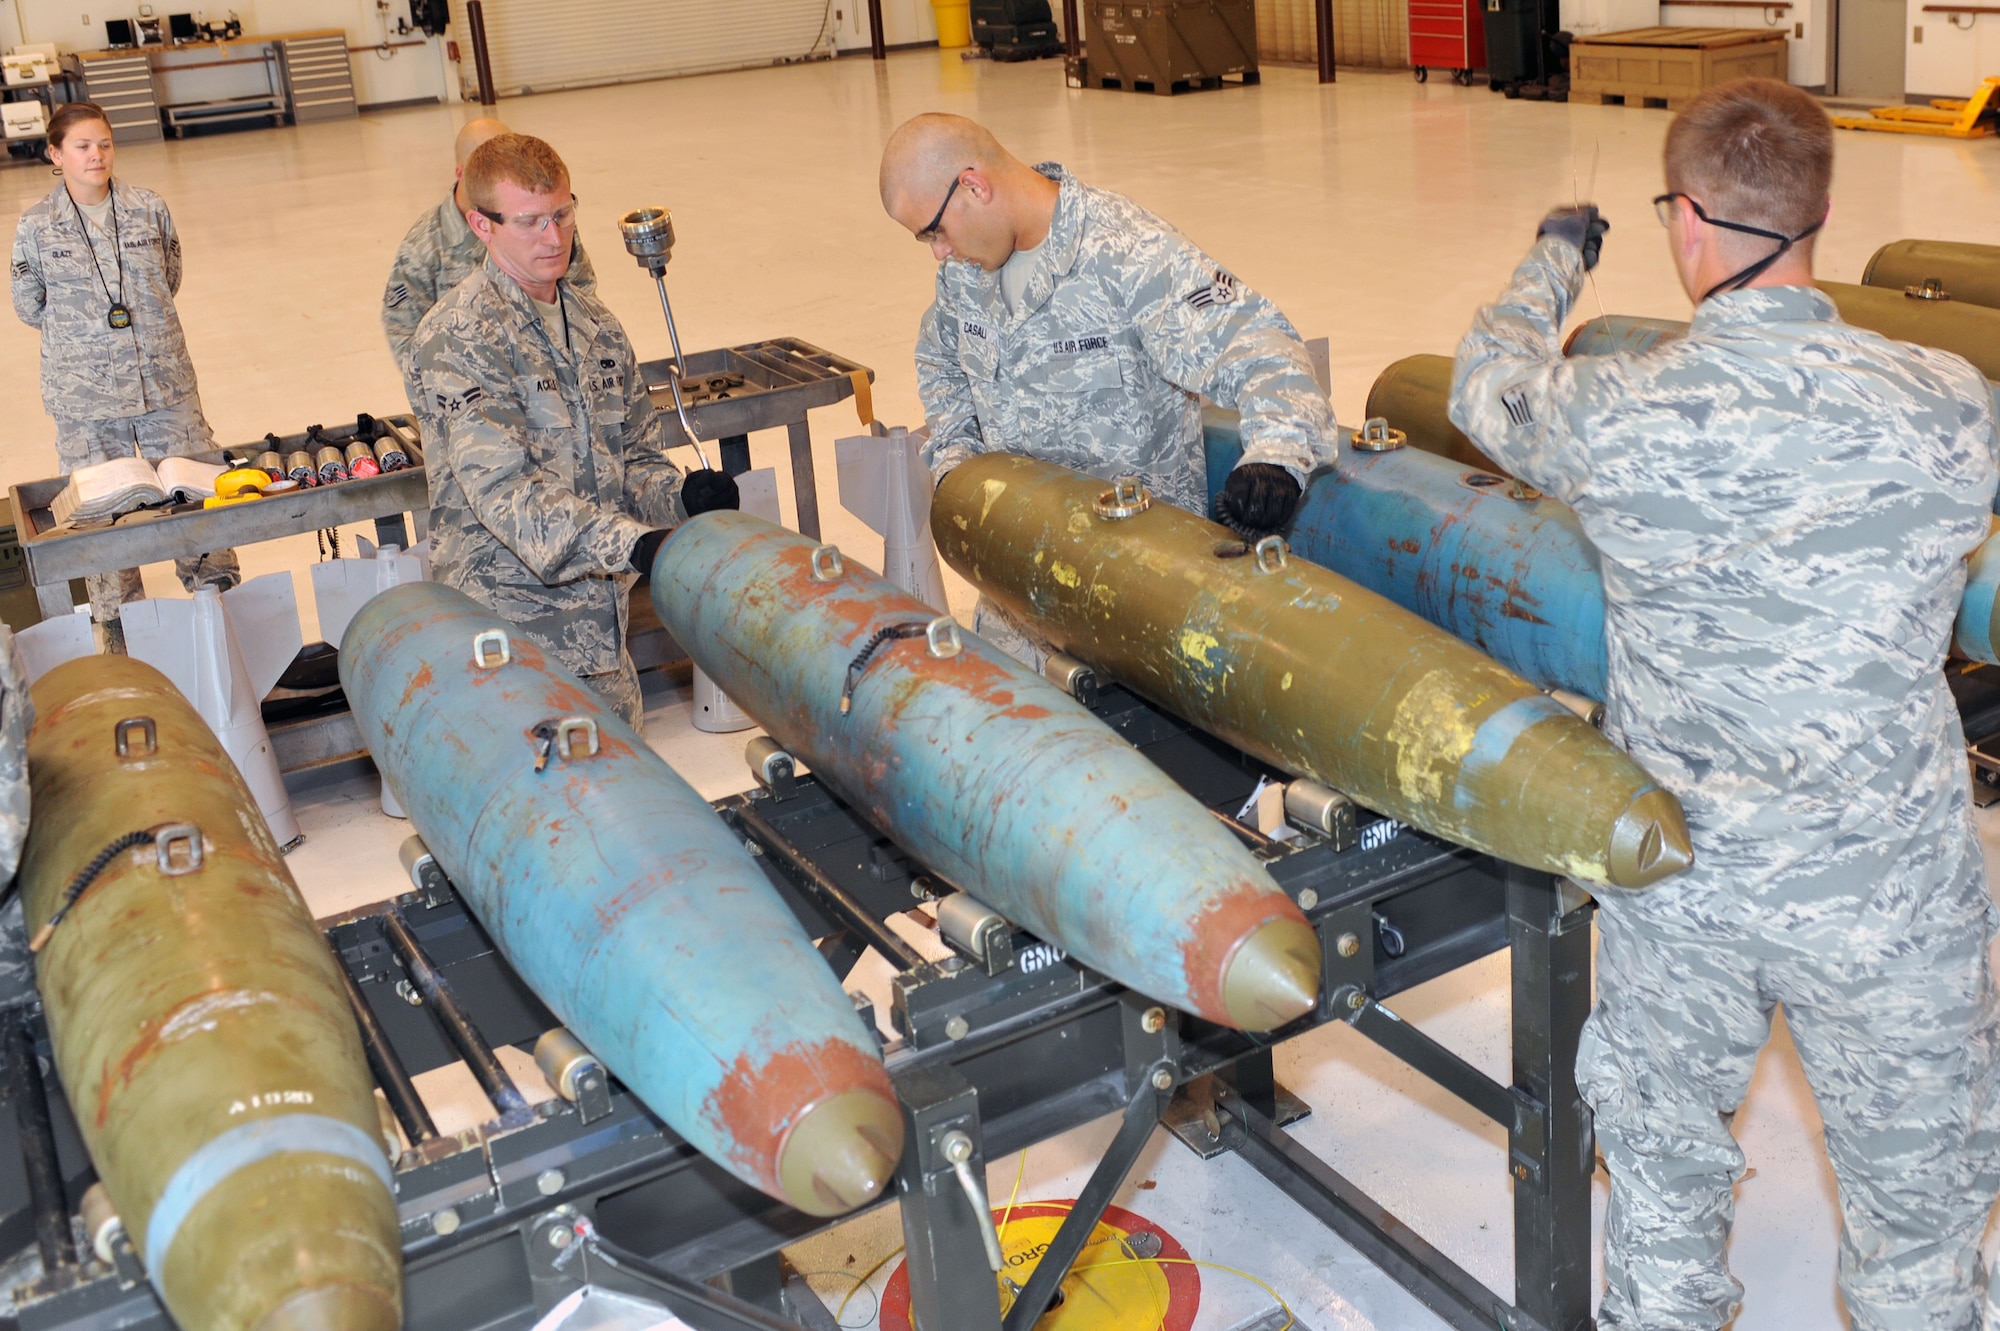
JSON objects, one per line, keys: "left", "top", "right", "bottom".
{"left": 1537, "top": 205, "right": 1609, "bottom": 271}
{"left": 631, "top": 528, "right": 670, "bottom": 576}
{"left": 1214, "top": 463, "right": 1302, "bottom": 537}
{"left": 680, "top": 469, "right": 740, "bottom": 517}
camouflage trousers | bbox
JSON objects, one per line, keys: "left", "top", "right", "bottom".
{"left": 580, "top": 651, "right": 644, "bottom": 733}
{"left": 54, "top": 401, "right": 240, "bottom": 628}
{"left": 1580, "top": 894, "right": 2000, "bottom": 1331}
{"left": 972, "top": 595, "right": 1054, "bottom": 673}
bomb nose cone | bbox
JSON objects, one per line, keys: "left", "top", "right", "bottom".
{"left": 252, "top": 1286, "right": 400, "bottom": 1331}
{"left": 778, "top": 1089, "right": 906, "bottom": 1217}
{"left": 1606, "top": 787, "right": 1694, "bottom": 888}
{"left": 1222, "top": 918, "right": 1323, "bottom": 1032}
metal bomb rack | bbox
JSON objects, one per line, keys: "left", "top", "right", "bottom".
{"left": 0, "top": 684, "right": 1596, "bottom": 1331}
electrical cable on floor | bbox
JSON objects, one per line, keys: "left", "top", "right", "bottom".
{"left": 834, "top": 1242, "right": 905, "bottom": 1325}
{"left": 831, "top": 1149, "right": 1028, "bottom": 1325}
{"left": 1056, "top": 1256, "right": 1297, "bottom": 1331}
{"left": 797, "top": 1268, "right": 878, "bottom": 1329}
{"left": 1000, "top": 1196, "right": 1298, "bottom": 1331}
{"left": 995, "top": 1148, "right": 1028, "bottom": 1245}
{"left": 828, "top": 1159, "right": 1296, "bottom": 1327}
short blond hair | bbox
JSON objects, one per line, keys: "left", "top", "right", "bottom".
{"left": 463, "top": 134, "right": 569, "bottom": 212}
{"left": 1664, "top": 78, "right": 1833, "bottom": 237}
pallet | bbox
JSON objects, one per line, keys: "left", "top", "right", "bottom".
{"left": 1088, "top": 67, "right": 1260, "bottom": 93}
{"left": 1583, "top": 90, "right": 1686, "bottom": 109}
{"left": 1570, "top": 26, "right": 1786, "bottom": 108}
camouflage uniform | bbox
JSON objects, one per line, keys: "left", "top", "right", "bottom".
{"left": 0, "top": 629, "right": 31, "bottom": 1010}
{"left": 0, "top": 627, "right": 31, "bottom": 884}
{"left": 413, "top": 256, "right": 682, "bottom": 729}
{"left": 384, "top": 186, "right": 596, "bottom": 407}
{"left": 914, "top": 163, "right": 1334, "bottom": 666}
{"left": 10, "top": 179, "right": 238, "bottom": 623}
{"left": 1451, "top": 236, "right": 2000, "bottom": 1331}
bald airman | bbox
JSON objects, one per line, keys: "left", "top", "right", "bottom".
{"left": 879, "top": 113, "right": 1333, "bottom": 664}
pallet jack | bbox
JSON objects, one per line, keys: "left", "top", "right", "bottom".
{"left": 1833, "top": 76, "right": 2000, "bottom": 139}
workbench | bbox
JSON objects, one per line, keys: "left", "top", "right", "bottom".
{"left": 637, "top": 336, "right": 874, "bottom": 545}
{"left": 66, "top": 29, "right": 359, "bottom": 141}
{"left": 7, "top": 414, "right": 427, "bottom": 629}
{"left": 0, "top": 682, "right": 1596, "bottom": 1331}
{"left": 6, "top": 337, "right": 872, "bottom": 775}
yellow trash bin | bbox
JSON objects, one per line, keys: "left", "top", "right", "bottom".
{"left": 932, "top": 0, "right": 973, "bottom": 47}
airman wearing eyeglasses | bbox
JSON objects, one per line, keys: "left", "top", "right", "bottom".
{"left": 410, "top": 133, "right": 737, "bottom": 729}
{"left": 1448, "top": 77, "right": 2000, "bottom": 1331}
{"left": 877, "top": 113, "right": 1334, "bottom": 668}
{"left": 382, "top": 116, "right": 597, "bottom": 405}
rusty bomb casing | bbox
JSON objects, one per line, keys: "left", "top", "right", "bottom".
{"left": 650, "top": 511, "right": 1322, "bottom": 1032}
{"left": 935, "top": 454, "right": 1691, "bottom": 890}
{"left": 1203, "top": 408, "right": 1611, "bottom": 699}
{"left": 1365, "top": 354, "right": 1504, "bottom": 473}
{"left": 1861, "top": 239, "right": 2000, "bottom": 311}
{"left": 340, "top": 582, "right": 901, "bottom": 1217}
{"left": 1349, "top": 330, "right": 2000, "bottom": 670}
{"left": 19, "top": 655, "right": 400, "bottom": 1331}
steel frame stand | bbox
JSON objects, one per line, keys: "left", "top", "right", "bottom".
{"left": 1225, "top": 867, "right": 1594, "bottom": 1331}
{"left": 0, "top": 686, "right": 1598, "bottom": 1331}
{"left": 893, "top": 996, "right": 1179, "bottom": 1331}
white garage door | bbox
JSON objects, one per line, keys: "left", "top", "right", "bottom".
{"left": 448, "top": 0, "right": 834, "bottom": 97}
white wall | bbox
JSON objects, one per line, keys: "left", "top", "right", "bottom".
{"left": 8, "top": 0, "right": 445, "bottom": 105}
{"left": 1656, "top": 4, "right": 1827, "bottom": 86}
{"left": 832, "top": 0, "right": 939, "bottom": 51}
{"left": 1904, "top": 0, "right": 2000, "bottom": 98}
{"left": 1560, "top": 0, "right": 1661, "bottom": 37}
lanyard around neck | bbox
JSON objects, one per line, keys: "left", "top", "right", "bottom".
{"left": 68, "top": 183, "right": 124, "bottom": 305}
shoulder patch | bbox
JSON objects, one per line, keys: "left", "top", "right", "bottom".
{"left": 386, "top": 284, "right": 411, "bottom": 309}
{"left": 436, "top": 384, "right": 486, "bottom": 416}
{"left": 1502, "top": 388, "right": 1534, "bottom": 427}
{"left": 1185, "top": 269, "right": 1239, "bottom": 310}
{"left": 9, "top": 261, "right": 29, "bottom": 280}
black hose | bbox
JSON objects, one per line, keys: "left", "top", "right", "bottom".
{"left": 841, "top": 622, "right": 931, "bottom": 716}
{"left": 30, "top": 830, "right": 156, "bottom": 953}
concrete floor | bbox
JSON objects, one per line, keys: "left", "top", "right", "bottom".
{"left": 5, "top": 48, "right": 2000, "bottom": 1331}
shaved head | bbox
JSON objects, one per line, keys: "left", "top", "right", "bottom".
{"left": 879, "top": 113, "right": 1059, "bottom": 271}
{"left": 879, "top": 113, "right": 1013, "bottom": 213}
{"left": 454, "top": 117, "right": 510, "bottom": 171}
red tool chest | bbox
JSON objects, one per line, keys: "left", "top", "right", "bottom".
{"left": 1409, "top": 0, "right": 1486, "bottom": 84}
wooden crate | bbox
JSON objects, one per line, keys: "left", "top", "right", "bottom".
{"left": 1570, "top": 27, "right": 1787, "bottom": 109}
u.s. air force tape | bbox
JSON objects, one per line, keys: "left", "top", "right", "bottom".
{"left": 143, "top": 1113, "right": 393, "bottom": 1281}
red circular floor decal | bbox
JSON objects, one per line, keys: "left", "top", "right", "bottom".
{"left": 876, "top": 1199, "right": 1199, "bottom": 1330}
